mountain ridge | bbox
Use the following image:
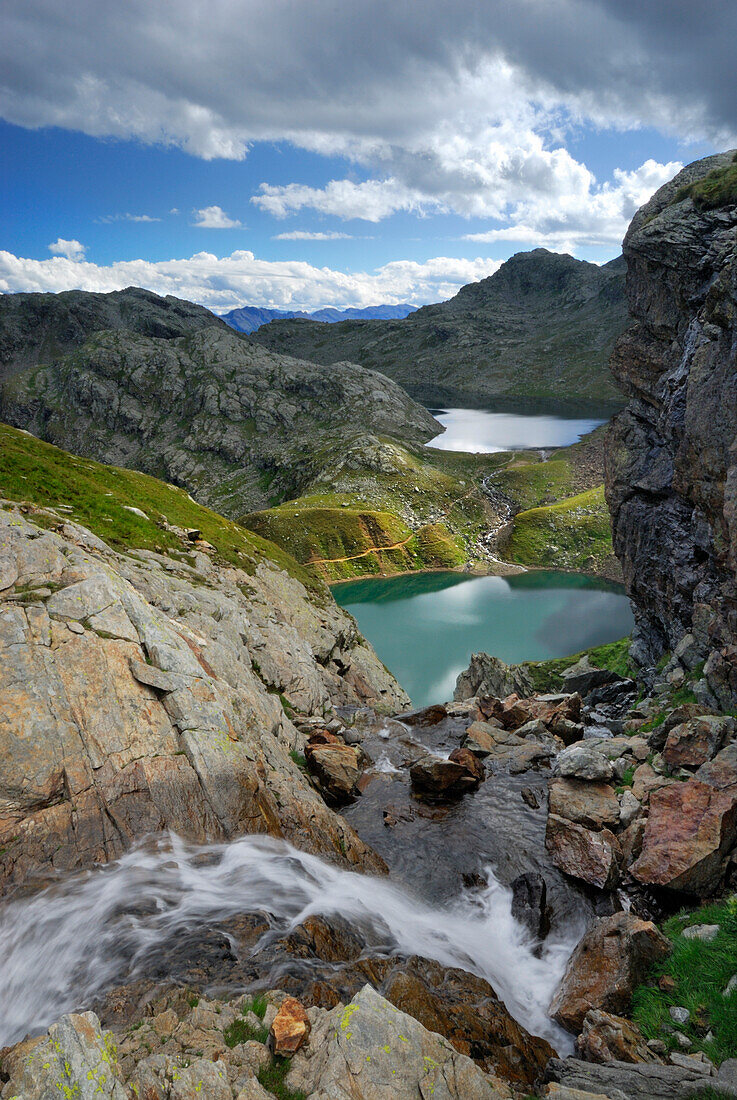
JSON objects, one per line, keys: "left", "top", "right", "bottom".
{"left": 222, "top": 302, "right": 418, "bottom": 334}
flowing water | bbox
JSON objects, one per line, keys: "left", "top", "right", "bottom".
{"left": 0, "top": 833, "right": 578, "bottom": 1052}
{"left": 427, "top": 401, "right": 613, "bottom": 453}
{"left": 334, "top": 569, "right": 633, "bottom": 709}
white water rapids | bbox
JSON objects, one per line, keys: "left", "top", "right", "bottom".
{"left": 0, "top": 833, "right": 581, "bottom": 1052}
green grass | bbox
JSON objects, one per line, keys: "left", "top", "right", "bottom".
{"left": 0, "top": 422, "right": 324, "bottom": 598}
{"left": 675, "top": 152, "right": 737, "bottom": 211}
{"left": 289, "top": 750, "right": 307, "bottom": 770}
{"left": 632, "top": 898, "right": 737, "bottom": 1066}
{"left": 616, "top": 764, "right": 636, "bottom": 793}
{"left": 223, "top": 1016, "right": 269, "bottom": 1047}
{"left": 504, "top": 485, "right": 615, "bottom": 574}
{"left": 521, "top": 636, "right": 632, "bottom": 694}
{"left": 258, "top": 1058, "right": 307, "bottom": 1100}
{"left": 244, "top": 994, "right": 268, "bottom": 1020}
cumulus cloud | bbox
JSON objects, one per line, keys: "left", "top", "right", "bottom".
{"left": 462, "top": 158, "right": 682, "bottom": 250}
{"left": 272, "top": 230, "right": 353, "bottom": 241}
{"left": 0, "top": 249, "right": 502, "bottom": 312}
{"left": 191, "top": 206, "right": 243, "bottom": 228}
{"left": 48, "top": 238, "right": 86, "bottom": 260}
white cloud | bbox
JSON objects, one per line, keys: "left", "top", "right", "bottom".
{"left": 462, "top": 158, "right": 682, "bottom": 250}
{"left": 98, "top": 213, "right": 161, "bottom": 223}
{"left": 272, "top": 230, "right": 353, "bottom": 241}
{"left": 254, "top": 179, "right": 431, "bottom": 222}
{"left": 0, "top": 248, "right": 502, "bottom": 312}
{"left": 191, "top": 205, "right": 243, "bottom": 229}
{"left": 48, "top": 238, "right": 86, "bottom": 260}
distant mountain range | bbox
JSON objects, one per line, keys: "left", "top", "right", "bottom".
{"left": 222, "top": 302, "right": 418, "bottom": 334}
{"left": 252, "top": 249, "right": 628, "bottom": 404}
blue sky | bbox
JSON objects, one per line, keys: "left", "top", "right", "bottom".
{"left": 0, "top": 1, "right": 732, "bottom": 312}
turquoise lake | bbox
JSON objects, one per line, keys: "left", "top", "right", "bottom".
{"left": 333, "top": 570, "right": 633, "bottom": 708}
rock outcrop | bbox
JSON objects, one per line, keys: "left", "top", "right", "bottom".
{"left": 0, "top": 501, "right": 407, "bottom": 887}
{"left": 0, "top": 325, "right": 439, "bottom": 516}
{"left": 605, "top": 150, "right": 737, "bottom": 706}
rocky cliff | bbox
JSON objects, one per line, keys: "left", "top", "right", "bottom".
{"left": 0, "top": 426, "right": 409, "bottom": 888}
{"left": 0, "top": 325, "right": 439, "bottom": 516}
{"left": 253, "top": 249, "right": 628, "bottom": 404}
{"left": 605, "top": 151, "right": 737, "bottom": 705}
{"left": 0, "top": 286, "right": 227, "bottom": 383}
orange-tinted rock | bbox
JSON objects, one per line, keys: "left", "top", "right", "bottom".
{"left": 270, "top": 996, "right": 310, "bottom": 1055}
{"left": 550, "top": 912, "right": 671, "bottom": 1033}
{"left": 545, "top": 814, "right": 621, "bottom": 890}
{"left": 630, "top": 779, "right": 737, "bottom": 894}
{"left": 576, "top": 1009, "right": 661, "bottom": 1064}
{"left": 305, "top": 743, "right": 360, "bottom": 804}
{"left": 410, "top": 751, "right": 483, "bottom": 796}
{"left": 449, "top": 746, "right": 485, "bottom": 782}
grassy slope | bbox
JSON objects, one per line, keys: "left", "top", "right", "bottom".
{"left": 520, "top": 637, "right": 633, "bottom": 693}
{"left": 503, "top": 485, "right": 617, "bottom": 576}
{"left": 0, "top": 422, "right": 325, "bottom": 597}
{"left": 633, "top": 898, "right": 737, "bottom": 1066}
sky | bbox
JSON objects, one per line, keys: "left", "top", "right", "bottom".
{"left": 0, "top": 0, "right": 734, "bottom": 313}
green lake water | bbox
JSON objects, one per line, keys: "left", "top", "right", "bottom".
{"left": 333, "top": 570, "right": 634, "bottom": 708}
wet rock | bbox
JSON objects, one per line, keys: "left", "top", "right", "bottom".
{"left": 401, "top": 703, "right": 448, "bottom": 726}
{"left": 555, "top": 743, "right": 614, "bottom": 782}
{"left": 510, "top": 872, "right": 550, "bottom": 943}
{"left": 284, "top": 984, "right": 515, "bottom": 1099}
{"left": 663, "top": 715, "right": 735, "bottom": 769}
{"left": 454, "top": 653, "right": 533, "bottom": 702}
{"left": 549, "top": 779, "right": 620, "bottom": 830}
{"left": 270, "top": 996, "right": 310, "bottom": 1055}
{"left": 520, "top": 786, "right": 540, "bottom": 809}
{"left": 508, "top": 741, "right": 557, "bottom": 774}
{"left": 410, "top": 750, "right": 483, "bottom": 796}
{"left": 463, "top": 721, "right": 502, "bottom": 757}
{"left": 305, "top": 742, "right": 361, "bottom": 803}
{"left": 631, "top": 779, "right": 737, "bottom": 894}
{"left": 550, "top": 912, "right": 671, "bottom": 1033}
{"left": 576, "top": 1008, "right": 662, "bottom": 1064}
{"left": 545, "top": 814, "right": 621, "bottom": 890}
{"left": 1, "top": 1011, "right": 127, "bottom": 1100}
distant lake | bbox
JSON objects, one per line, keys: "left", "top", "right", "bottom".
{"left": 426, "top": 402, "right": 611, "bottom": 453}
{"left": 333, "top": 570, "right": 633, "bottom": 709}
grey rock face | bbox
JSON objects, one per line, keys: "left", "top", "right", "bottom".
{"left": 605, "top": 150, "right": 737, "bottom": 706}
{"left": 0, "top": 325, "right": 440, "bottom": 516}
{"left": 545, "top": 1055, "right": 727, "bottom": 1099}
{"left": 0, "top": 286, "right": 227, "bottom": 383}
{"left": 454, "top": 652, "right": 534, "bottom": 701}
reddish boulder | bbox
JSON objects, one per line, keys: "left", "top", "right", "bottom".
{"left": 402, "top": 704, "right": 448, "bottom": 726}
{"left": 550, "top": 912, "right": 671, "bottom": 1033}
{"left": 410, "top": 750, "right": 483, "bottom": 796}
{"left": 630, "top": 779, "right": 737, "bottom": 894}
{"left": 663, "top": 715, "right": 734, "bottom": 769}
{"left": 545, "top": 814, "right": 621, "bottom": 890}
{"left": 270, "top": 996, "right": 310, "bottom": 1055}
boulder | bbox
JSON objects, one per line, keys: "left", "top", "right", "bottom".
{"left": 550, "top": 912, "right": 671, "bottom": 1033}
{"left": 510, "top": 872, "right": 550, "bottom": 943}
{"left": 463, "top": 721, "right": 502, "bottom": 758}
{"left": 284, "top": 984, "right": 513, "bottom": 1099}
{"left": 554, "top": 744, "right": 614, "bottom": 782}
{"left": 401, "top": 703, "right": 448, "bottom": 726}
{"left": 454, "top": 653, "right": 533, "bottom": 702}
{"left": 544, "top": 1055, "right": 723, "bottom": 1100}
{"left": 270, "top": 996, "right": 310, "bottom": 1055}
{"left": 696, "top": 742, "right": 737, "bottom": 791}
{"left": 647, "top": 704, "right": 715, "bottom": 751}
{"left": 663, "top": 715, "right": 735, "bottom": 769}
{"left": 576, "top": 1009, "right": 662, "bottom": 1064}
{"left": 549, "top": 779, "right": 620, "bottom": 830}
{"left": 410, "top": 750, "right": 484, "bottom": 796}
{"left": 501, "top": 693, "right": 582, "bottom": 733}
{"left": 545, "top": 815, "right": 621, "bottom": 890}
{"left": 631, "top": 779, "right": 737, "bottom": 894}
{"left": 0, "top": 1011, "right": 127, "bottom": 1100}
{"left": 305, "top": 743, "right": 361, "bottom": 803}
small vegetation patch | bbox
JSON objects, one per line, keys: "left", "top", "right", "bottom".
{"left": 223, "top": 1015, "right": 269, "bottom": 1047}
{"left": 258, "top": 1057, "right": 307, "bottom": 1100}
{"left": 675, "top": 152, "right": 737, "bottom": 211}
{"left": 632, "top": 898, "right": 737, "bottom": 1065}
{"left": 522, "top": 636, "right": 633, "bottom": 694}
